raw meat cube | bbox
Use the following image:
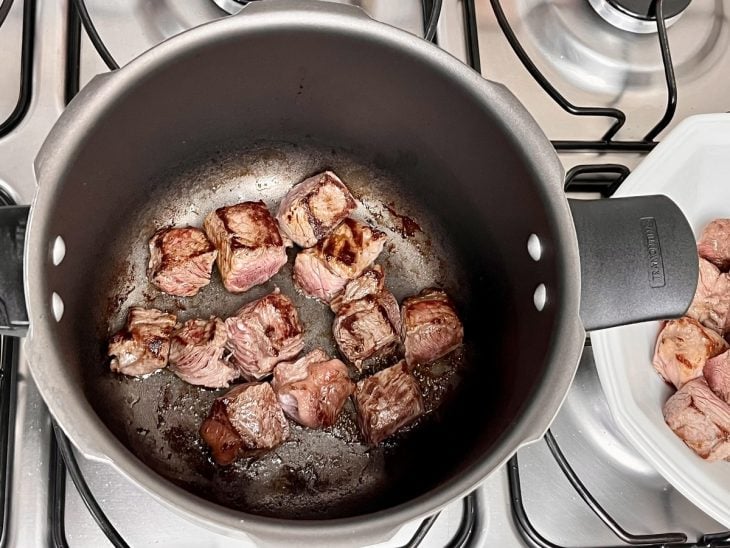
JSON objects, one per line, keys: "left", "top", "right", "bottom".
{"left": 652, "top": 317, "right": 728, "bottom": 389}
{"left": 704, "top": 349, "right": 730, "bottom": 404}
{"left": 664, "top": 377, "right": 730, "bottom": 461}
{"left": 686, "top": 258, "right": 730, "bottom": 334}
{"left": 698, "top": 219, "right": 730, "bottom": 271}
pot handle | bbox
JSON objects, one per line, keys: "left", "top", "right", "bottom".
{"left": 0, "top": 205, "right": 29, "bottom": 337}
{"left": 569, "top": 195, "right": 697, "bottom": 331}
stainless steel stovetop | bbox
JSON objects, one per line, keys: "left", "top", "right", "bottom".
{"left": 1, "top": 1, "right": 729, "bottom": 546}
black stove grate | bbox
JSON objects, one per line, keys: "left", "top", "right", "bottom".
{"left": 507, "top": 432, "right": 730, "bottom": 548}
{"left": 488, "top": 0, "right": 680, "bottom": 195}
{"left": 0, "top": 185, "right": 18, "bottom": 548}
{"left": 0, "top": 0, "right": 35, "bottom": 139}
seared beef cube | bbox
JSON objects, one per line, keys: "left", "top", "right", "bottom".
{"left": 653, "top": 317, "right": 727, "bottom": 389}
{"left": 687, "top": 258, "right": 730, "bottom": 334}
{"left": 168, "top": 317, "right": 239, "bottom": 388}
{"left": 698, "top": 219, "right": 730, "bottom": 271}
{"left": 273, "top": 349, "right": 354, "bottom": 428}
{"left": 354, "top": 360, "right": 424, "bottom": 445}
{"left": 225, "top": 289, "right": 304, "bottom": 380}
{"left": 272, "top": 348, "right": 329, "bottom": 390}
{"left": 276, "top": 171, "right": 357, "bottom": 248}
{"left": 148, "top": 227, "right": 217, "bottom": 297}
{"left": 293, "top": 218, "right": 386, "bottom": 302}
{"left": 108, "top": 307, "right": 176, "bottom": 377}
{"left": 330, "top": 265, "right": 385, "bottom": 313}
{"left": 333, "top": 288, "right": 401, "bottom": 369}
{"left": 402, "top": 289, "right": 463, "bottom": 368}
{"left": 664, "top": 377, "right": 730, "bottom": 461}
{"left": 704, "top": 349, "right": 730, "bottom": 404}
{"left": 204, "top": 201, "right": 288, "bottom": 293}
{"left": 200, "top": 382, "right": 289, "bottom": 465}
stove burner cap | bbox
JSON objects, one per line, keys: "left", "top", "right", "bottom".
{"left": 211, "top": 0, "right": 249, "bottom": 15}
{"left": 589, "top": 0, "right": 690, "bottom": 33}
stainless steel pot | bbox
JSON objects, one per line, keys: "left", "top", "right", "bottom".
{"left": 0, "top": 1, "right": 697, "bottom": 545}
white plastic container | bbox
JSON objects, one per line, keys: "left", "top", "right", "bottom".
{"left": 592, "top": 113, "right": 730, "bottom": 528}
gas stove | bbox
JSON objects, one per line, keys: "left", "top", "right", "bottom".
{"left": 1, "top": 1, "right": 729, "bottom": 546}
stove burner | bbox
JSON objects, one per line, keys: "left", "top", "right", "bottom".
{"left": 588, "top": 0, "right": 690, "bottom": 33}
{"left": 210, "top": 0, "right": 248, "bottom": 15}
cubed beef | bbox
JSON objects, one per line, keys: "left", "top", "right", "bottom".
{"left": 276, "top": 171, "right": 357, "bottom": 248}
{"left": 664, "top": 377, "right": 730, "bottom": 461}
{"left": 653, "top": 317, "right": 728, "bottom": 389}
{"left": 204, "top": 201, "right": 288, "bottom": 293}
{"left": 330, "top": 265, "right": 385, "bottom": 313}
{"left": 686, "top": 258, "right": 730, "bottom": 334}
{"left": 333, "top": 287, "right": 401, "bottom": 369}
{"left": 168, "top": 317, "right": 239, "bottom": 388}
{"left": 200, "top": 382, "right": 289, "bottom": 465}
{"left": 704, "top": 349, "right": 730, "bottom": 404}
{"left": 148, "top": 227, "right": 217, "bottom": 297}
{"left": 293, "top": 218, "right": 386, "bottom": 302}
{"left": 272, "top": 348, "right": 330, "bottom": 391}
{"left": 402, "top": 289, "right": 464, "bottom": 368}
{"left": 225, "top": 289, "right": 304, "bottom": 380}
{"left": 698, "top": 219, "right": 730, "bottom": 271}
{"left": 108, "top": 307, "right": 177, "bottom": 377}
{"left": 273, "top": 349, "right": 354, "bottom": 428}
{"left": 354, "top": 360, "right": 424, "bottom": 445}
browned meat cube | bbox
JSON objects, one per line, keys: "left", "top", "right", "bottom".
{"left": 168, "top": 317, "right": 239, "bottom": 388}
{"left": 273, "top": 349, "right": 354, "bottom": 429}
{"left": 276, "top": 171, "right": 357, "bottom": 248}
{"left": 652, "top": 317, "right": 728, "bottom": 389}
{"left": 402, "top": 289, "right": 464, "bottom": 368}
{"left": 148, "top": 227, "right": 217, "bottom": 297}
{"left": 204, "top": 201, "right": 288, "bottom": 293}
{"left": 687, "top": 258, "right": 730, "bottom": 334}
{"left": 200, "top": 382, "right": 289, "bottom": 465}
{"left": 272, "top": 348, "right": 330, "bottom": 390}
{"left": 225, "top": 289, "right": 304, "bottom": 380}
{"left": 330, "top": 264, "right": 385, "bottom": 313}
{"left": 698, "top": 219, "right": 730, "bottom": 271}
{"left": 664, "top": 377, "right": 730, "bottom": 461}
{"left": 704, "top": 349, "right": 730, "bottom": 404}
{"left": 108, "top": 307, "right": 176, "bottom": 377}
{"left": 333, "top": 279, "right": 401, "bottom": 369}
{"left": 354, "top": 360, "right": 424, "bottom": 445}
{"left": 293, "top": 218, "right": 386, "bottom": 302}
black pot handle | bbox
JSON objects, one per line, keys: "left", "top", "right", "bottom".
{"left": 569, "top": 195, "right": 698, "bottom": 332}
{"left": 0, "top": 206, "right": 29, "bottom": 337}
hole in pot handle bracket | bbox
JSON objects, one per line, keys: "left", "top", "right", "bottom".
{"left": 0, "top": 206, "right": 29, "bottom": 337}
{"left": 568, "top": 195, "right": 697, "bottom": 332}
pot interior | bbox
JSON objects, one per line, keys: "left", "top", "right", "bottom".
{"left": 36, "top": 16, "right": 563, "bottom": 519}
